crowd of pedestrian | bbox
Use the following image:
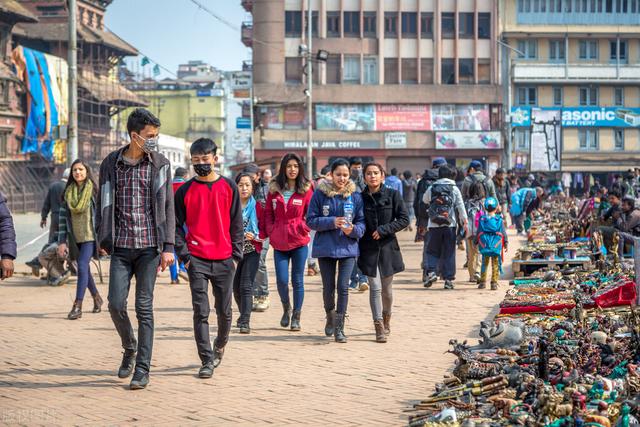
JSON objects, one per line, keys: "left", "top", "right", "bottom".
{"left": 10, "top": 107, "right": 640, "bottom": 391}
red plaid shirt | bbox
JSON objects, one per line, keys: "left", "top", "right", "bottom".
{"left": 113, "top": 153, "right": 157, "bottom": 249}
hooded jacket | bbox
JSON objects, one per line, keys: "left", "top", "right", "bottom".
{"left": 265, "top": 180, "right": 313, "bottom": 251}
{"left": 358, "top": 185, "right": 409, "bottom": 278}
{"left": 307, "top": 181, "right": 365, "bottom": 259}
{"left": 96, "top": 145, "right": 175, "bottom": 254}
{"left": 415, "top": 168, "right": 440, "bottom": 227}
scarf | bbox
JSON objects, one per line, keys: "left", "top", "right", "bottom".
{"left": 243, "top": 196, "right": 259, "bottom": 236}
{"left": 65, "top": 180, "right": 93, "bottom": 215}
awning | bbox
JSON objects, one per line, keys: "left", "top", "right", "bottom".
{"left": 14, "top": 22, "right": 137, "bottom": 56}
{"left": 78, "top": 70, "right": 147, "bottom": 107}
{"left": 0, "top": 0, "right": 38, "bottom": 23}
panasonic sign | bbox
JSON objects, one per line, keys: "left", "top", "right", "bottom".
{"left": 511, "top": 107, "right": 640, "bottom": 128}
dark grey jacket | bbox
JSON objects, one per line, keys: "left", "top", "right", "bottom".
{"left": 0, "top": 192, "right": 16, "bottom": 259}
{"left": 41, "top": 180, "right": 65, "bottom": 223}
{"left": 95, "top": 146, "right": 175, "bottom": 254}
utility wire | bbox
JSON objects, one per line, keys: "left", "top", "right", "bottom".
{"left": 185, "top": 0, "right": 284, "bottom": 53}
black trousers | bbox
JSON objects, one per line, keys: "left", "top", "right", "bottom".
{"left": 188, "top": 256, "right": 236, "bottom": 363}
{"left": 233, "top": 250, "right": 260, "bottom": 324}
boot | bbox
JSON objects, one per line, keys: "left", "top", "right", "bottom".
{"left": 290, "top": 310, "right": 301, "bottom": 331}
{"left": 334, "top": 313, "right": 347, "bottom": 343}
{"left": 92, "top": 293, "right": 104, "bottom": 313}
{"left": 382, "top": 312, "right": 391, "bottom": 335}
{"left": 324, "top": 310, "right": 335, "bottom": 336}
{"left": 374, "top": 320, "right": 387, "bottom": 343}
{"left": 67, "top": 300, "right": 82, "bottom": 320}
{"left": 280, "top": 302, "right": 292, "bottom": 328}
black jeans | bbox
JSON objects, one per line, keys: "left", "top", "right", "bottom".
{"left": 188, "top": 256, "right": 236, "bottom": 363}
{"left": 318, "top": 257, "right": 356, "bottom": 315}
{"left": 233, "top": 250, "right": 260, "bottom": 324}
{"left": 108, "top": 247, "right": 160, "bottom": 374}
{"left": 425, "top": 227, "right": 457, "bottom": 280}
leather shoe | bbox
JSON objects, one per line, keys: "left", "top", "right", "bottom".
{"left": 118, "top": 350, "right": 136, "bottom": 378}
{"left": 129, "top": 370, "right": 149, "bottom": 390}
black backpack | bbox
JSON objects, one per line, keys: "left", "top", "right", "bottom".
{"left": 428, "top": 183, "right": 455, "bottom": 226}
{"left": 468, "top": 174, "right": 488, "bottom": 201}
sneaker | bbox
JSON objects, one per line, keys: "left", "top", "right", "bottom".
{"left": 129, "top": 369, "right": 149, "bottom": 390}
{"left": 423, "top": 272, "right": 437, "bottom": 288}
{"left": 239, "top": 323, "right": 251, "bottom": 334}
{"left": 118, "top": 350, "right": 136, "bottom": 378}
{"left": 490, "top": 282, "right": 499, "bottom": 291}
{"left": 477, "top": 281, "right": 486, "bottom": 289}
{"left": 444, "top": 280, "right": 455, "bottom": 290}
{"left": 255, "top": 296, "right": 270, "bottom": 312}
{"left": 198, "top": 361, "right": 214, "bottom": 379}
{"left": 170, "top": 279, "right": 179, "bottom": 285}
{"left": 358, "top": 281, "right": 369, "bottom": 292}
{"left": 50, "top": 270, "right": 72, "bottom": 286}
{"left": 473, "top": 273, "right": 481, "bottom": 283}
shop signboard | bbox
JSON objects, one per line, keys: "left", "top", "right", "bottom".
{"left": 431, "top": 104, "right": 490, "bottom": 131}
{"left": 315, "top": 104, "right": 375, "bottom": 131}
{"left": 435, "top": 131, "right": 502, "bottom": 150}
{"left": 530, "top": 108, "right": 561, "bottom": 172}
{"left": 263, "top": 140, "right": 380, "bottom": 150}
{"left": 375, "top": 105, "right": 430, "bottom": 131}
{"left": 230, "top": 71, "right": 252, "bottom": 90}
{"left": 384, "top": 132, "right": 407, "bottom": 148}
{"left": 236, "top": 117, "right": 251, "bottom": 129}
{"left": 511, "top": 106, "right": 640, "bottom": 128}
{"left": 258, "top": 105, "right": 307, "bottom": 130}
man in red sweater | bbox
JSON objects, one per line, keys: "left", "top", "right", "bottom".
{"left": 174, "top": 138, "right": 243, "bottom": 379}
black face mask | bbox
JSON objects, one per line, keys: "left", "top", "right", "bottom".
{"left": 193, "top": 163, "right": 212, "bottom": 177}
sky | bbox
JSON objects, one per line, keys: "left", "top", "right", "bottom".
{"left": 106, "top": 0, "right": 251, "bottom": 78}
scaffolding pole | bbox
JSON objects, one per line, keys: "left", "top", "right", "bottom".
{"left": 68, "top": 0, "right": 78, "bottom": 164}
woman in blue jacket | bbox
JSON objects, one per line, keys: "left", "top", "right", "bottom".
{"left": 307, "top": 158, "right": 365, "bottom": 343}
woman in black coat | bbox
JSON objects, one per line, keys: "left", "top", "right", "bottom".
{"left": 358, "top": 162, "right": 409, "bottom": 343}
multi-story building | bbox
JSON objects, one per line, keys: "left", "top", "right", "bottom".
{"left": 121, "top": 78, "right": 226, "bottom": 166}
{"left": 245, "top": 0, "right": 503, "bottom": 174}
{"left": 502, "top": 0, "right": 640, "bottom": 175}
{"left": 177, "top": 60, "right": 221, "bottom": 83}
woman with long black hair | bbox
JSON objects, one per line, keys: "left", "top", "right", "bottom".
{"left": 233, "top": 173, "right": 265, "bottom": 334}
{"left": 265, "top": 153, "right": 313, "bottom": 331}
{"left": 358, "top": 162, "right": 409, "bottom": 343}
{"left": 307, "top": 158, "right": 365, "bottom": 343}
{"left": 57, "top": 159, "right": 103, "bottom": 320}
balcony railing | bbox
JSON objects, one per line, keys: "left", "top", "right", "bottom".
{"left": 241, "top": 0, "right": 253, "bottom": 12}
{"left": 241, "top": 22, "right": 253, "bottom": 48}
{"left": 512, "top": 63, "right": 640, "bottom": 83}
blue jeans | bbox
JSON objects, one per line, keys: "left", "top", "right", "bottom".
{"left": 108, "top": 247, "right": 160, "bottom": 374}
{"left": 319, "top": 257, "right": 356, "bottom": 315}
{"left": 76, "top": 241, "right": 98, "bottom": 300}
{"left": 274, "top": 246, "right": 308, "bottom": 311}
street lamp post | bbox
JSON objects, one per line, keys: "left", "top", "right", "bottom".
{"left": 497, "top": 39, "right": 524, "bottom": 171}
{"left": 305, "top": 0, "right": 313, "bottom": 180}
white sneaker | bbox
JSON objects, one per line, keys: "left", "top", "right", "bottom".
{"left": 255, "top": 296, "right": 270, "bottom": 312}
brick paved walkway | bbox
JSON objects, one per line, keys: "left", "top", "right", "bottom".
{"left": 0, "top": 231, "right": 521, "bottom": 426}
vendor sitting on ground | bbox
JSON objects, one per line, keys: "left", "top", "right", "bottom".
{"left": 37, "top": 242, "right": 71, "bottom": 286}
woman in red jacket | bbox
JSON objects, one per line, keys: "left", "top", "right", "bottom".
{"left": 265, "top": 153, "right": 313, "bottom": 331}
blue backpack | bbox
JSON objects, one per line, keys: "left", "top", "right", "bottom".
{"left": 477, "top": 215, "right": 504, "bottom": 258}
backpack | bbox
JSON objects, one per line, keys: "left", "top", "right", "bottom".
{"left": 428, "top": 183, "right": 455, "bottom": 226}
{"left": 477, "top": 215, "right": 505, "bottom": 258}
{"left": 468, "top": 174, "right": 488, "bottom": 201}
{"left": 466, "top": 199, "right": 485, "bottom": 237}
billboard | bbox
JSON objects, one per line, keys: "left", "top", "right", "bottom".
{"left": 431, "top": 104, "right": 490, "bottom": 131}
{"left": 435, "top": 131, "right": 502, "bottom": 150}
{"left": 315, "top": 104, "right": 375, "bottom": 131}
{"left": 258, "top": 105, "right": 307, "bottom": 130}
{"left": 375, "top": 104, "right": 430, "bottom": 131}
{"left": 511, "top": 106, "right": 640, "bottom": 128}
{"left": 530, "top": 109, "right": 561, "bottom": 172}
